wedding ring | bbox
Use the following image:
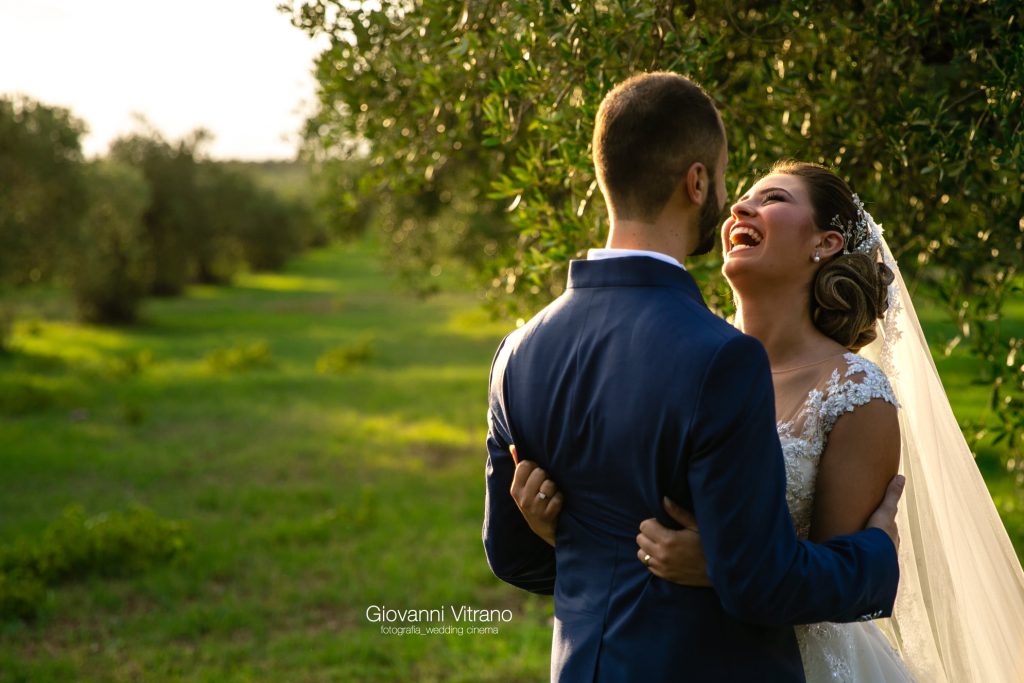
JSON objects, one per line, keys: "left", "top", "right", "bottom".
{"left": 537, "top": 491, "right": 548, "bottom": 501}
{"left": 643, "top": 553, "right": 651, "bottom": 567}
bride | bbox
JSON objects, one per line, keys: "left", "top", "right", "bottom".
{"left": 511, "top": 161, "right": 1024, "bottom": 681}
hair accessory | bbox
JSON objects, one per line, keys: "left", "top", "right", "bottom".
{"left": 831, "top": 194, "right": 882, "bottom": 256}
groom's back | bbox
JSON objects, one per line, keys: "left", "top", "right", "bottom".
{"left": 508, "top": 273, "right": 712, "bottom": 531}
{"left": 491, "top": 257, "right": 804, "bottom": 681}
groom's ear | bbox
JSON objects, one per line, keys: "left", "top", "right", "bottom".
{"left": 684, "top": 162, "right": 710, "bottom": 206}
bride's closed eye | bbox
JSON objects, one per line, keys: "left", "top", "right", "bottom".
{"left": 763, "top": 192, "right": 787, "bottom": 203}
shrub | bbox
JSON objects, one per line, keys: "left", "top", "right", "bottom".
{"left": 315, "top": 338, "right": 374, "bottom": 374}
{"left": 0, "top": 571, "right": 47, "bottom": 621}
{"left": 0, "top": 378, "right": 58, "bottom": 415}
{"left": 0, "top": 504, "right": 190, "bottom": 620}
{"left": 105, "top": 349, "right": 155, "bottom": 379}
{"left": 204, "top": 341, "right": 274, "bottom": 373}
{"left": 121, "top": 402, "right": 148, "bottom": 426}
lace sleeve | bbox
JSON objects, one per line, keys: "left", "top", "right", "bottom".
{"left": 820, "top": 353, "right": 899, "bottom": 437}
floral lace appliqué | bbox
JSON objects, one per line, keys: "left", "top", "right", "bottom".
{"left": 779, "top": 353, "right": 907, "bottom": 681}
{"left": 797, "top": 623, "right": 854, "bottom": 681}
{"left": 778, "top": 352, "right": 898, "bottom": 539}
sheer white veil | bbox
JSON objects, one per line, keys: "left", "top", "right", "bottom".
{"left": 859, "top": 227, "right": 1024, "bottom": 681}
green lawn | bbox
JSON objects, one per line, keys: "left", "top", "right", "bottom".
{"left": 917, "top": 291, "right": 1024, "bottom": 535}
{"left": 0, "top": 240, "right": 550, "bottom": 682}
{"left": 0, "top": 239, "right": 1021, "bottom": 681}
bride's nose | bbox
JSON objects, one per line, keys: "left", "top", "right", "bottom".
{"left": 730, "top": 198, "right": 755, "bottom": 219}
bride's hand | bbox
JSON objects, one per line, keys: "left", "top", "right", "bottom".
{"left": 637, "top": 498, "right": 712, "bottom": 587}
{"left": 509, "top": 445, "right": 563, "bottom": 547}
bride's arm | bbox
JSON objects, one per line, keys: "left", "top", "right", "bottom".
{"left": 509, "top": 446, "right": 563, "bottom": 547}
{"left": 637, "top": 400, "right": 899, "bottom": 585}
{"left": 808, "top": 398, "right": 901, "bottom": 542}
{"left": 639, "top": 398, "right": 900, "bottom": 585}
{"left": 636, "top": 499, "right": 712, "bottom": 586}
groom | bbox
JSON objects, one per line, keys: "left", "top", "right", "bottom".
{"left": 483, "top": 73, "right": 902, "bottom": 681}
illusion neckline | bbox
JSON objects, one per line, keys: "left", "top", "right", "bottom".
{"left": 771, "top": 352, "right": 850, "bottom": 375}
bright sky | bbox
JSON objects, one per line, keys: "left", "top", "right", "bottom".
{"left": 0, "top": 0, "right": 328, "bottom": 160}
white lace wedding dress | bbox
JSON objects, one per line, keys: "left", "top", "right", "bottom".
{"left": 777, "top": 351, "right": 916, "bottom": 682}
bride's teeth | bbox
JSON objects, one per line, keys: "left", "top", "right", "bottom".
{"left": 729, "top": 227, "right": 762, "bottom": 248}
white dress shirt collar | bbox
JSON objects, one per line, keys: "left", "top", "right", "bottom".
{"left": 586, "top": 247, "right": 686, "bottom": 271}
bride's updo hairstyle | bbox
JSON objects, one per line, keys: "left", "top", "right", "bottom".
{"left": 770, "top": 161, "right": 895, "bottom": 352}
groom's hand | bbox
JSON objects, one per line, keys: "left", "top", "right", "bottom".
{"left": 509, "top": 446, "right": 563, "bottom": 548}
{"left": 865, "top": 474, "right": 906, "bottom": 551}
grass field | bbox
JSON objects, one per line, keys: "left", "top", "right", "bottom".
{"left": 1, "top": 238, "right": 1021, "bottom": 681}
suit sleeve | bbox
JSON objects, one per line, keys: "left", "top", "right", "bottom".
{"left": 687, "top": 334, "right": 899, "bottom": 625}
{"left": 482, "top": 334, "right": 556, "bottom": 594}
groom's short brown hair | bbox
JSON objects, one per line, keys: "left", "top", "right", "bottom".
{"left": 593, "top": 72, "right": 724, "bottom": 221}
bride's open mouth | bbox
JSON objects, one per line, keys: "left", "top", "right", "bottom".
{"left": 727, "top": 224, "right": 764, "bottom": 254}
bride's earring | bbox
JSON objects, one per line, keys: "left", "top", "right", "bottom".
{"left": 813, "top": 249, "right": 821, "bottom": 263}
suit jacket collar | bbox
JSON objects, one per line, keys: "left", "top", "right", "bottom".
{"left": 566, "top": 256, "right": 707, "bottom": 307}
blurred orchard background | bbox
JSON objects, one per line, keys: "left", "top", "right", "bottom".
{"left": 1, "top": 1, "right": 1022, "bottom": 681}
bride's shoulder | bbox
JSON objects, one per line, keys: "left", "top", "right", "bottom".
{"left": 820, "top": 352, "right": 899, "bottom": 426}
{"left": 837, "top": 352, "right": 892, "bottom": 387}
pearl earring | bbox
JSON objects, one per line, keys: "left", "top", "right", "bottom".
{"left": 813, "top": 249, "right": 821, "bottom": 263}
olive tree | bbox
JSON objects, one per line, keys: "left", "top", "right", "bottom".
{"left": 286, "top": 0, "right": 1024, "bottom": 461}
{"left": 70, "top": 161, "right": 152, "bottom": 323}
{"left": 0, "top": 96, "right": 87, "bottom": 348}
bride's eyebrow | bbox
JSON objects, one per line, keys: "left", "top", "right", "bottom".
{"left": 737, "top": 186, "right": 794, "bottom": 201}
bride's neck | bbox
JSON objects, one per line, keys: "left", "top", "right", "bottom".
{"left": 734, "top": 287, "right": 827, "bottom": 370}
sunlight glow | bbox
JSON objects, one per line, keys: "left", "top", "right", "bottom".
{"left": 0, "top": 0, "right": 328, "bottom": 160}
{"left": 237, "top": 273, "right": 343, "bottom": 293}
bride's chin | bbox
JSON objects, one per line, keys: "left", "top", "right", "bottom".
{"left": 722, "top": 259, "right": 761, "bottom": 292}
{"left": 722, "top": 254, "right": 753, "bottom": 278}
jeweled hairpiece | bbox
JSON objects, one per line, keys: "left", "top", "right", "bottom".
{"left": 831, "top": 194, "right": 882, "bottom": 255}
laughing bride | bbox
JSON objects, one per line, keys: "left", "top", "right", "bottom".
{"left": 513, "top": 161, "right": 1024, "bottom": 681}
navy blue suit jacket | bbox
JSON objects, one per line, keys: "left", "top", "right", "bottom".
{"left": 483, "top": 256, "right": 899, "bottom": 682}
